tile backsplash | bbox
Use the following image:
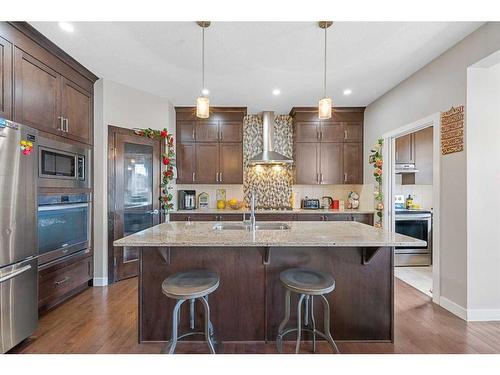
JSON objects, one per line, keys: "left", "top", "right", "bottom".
{"left": 394, "top": 184, "right": 433, "bottom": 209}
{"left": 176, "top": 183, "right": 373, "bottom": 210}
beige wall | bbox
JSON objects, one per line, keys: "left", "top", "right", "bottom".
{"left": 466, "top": 56, "right": 500, "bottom": 319}
{"left": 93, "top": 79, "right": 175, "bottom": 285}
{"left": 364, "top": 22, "right": 500, "bottom": 310}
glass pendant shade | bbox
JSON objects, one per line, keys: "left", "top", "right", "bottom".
{"left": 196, "top": 96, "right": 210, "bottom": 119}
{"left": 318, "top": 97, "right": 332, "bottom": 119}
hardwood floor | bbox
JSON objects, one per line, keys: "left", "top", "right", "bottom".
{"left": 10, "top": 278, "right": 500, "bottom": 354}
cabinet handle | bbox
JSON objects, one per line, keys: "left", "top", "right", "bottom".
{"left": 187, "top": 216, "right": 191, "bottom": 222}
{"left": 220, "top": 172, "right": 223, "bottom": 182}
{"left": 215, "top": 172, "right": 219, "bottom": 182}
{"left": 64, "top": 118, "right": 69, "bottom": 132}
{"left": 320, "top": 132, "right": 323, "bottom": 141}
{"left": 58, "top": 116, "right": 64, "bottom": 131}
{"left": 55, "top": 276, "right": 70, "bottom": 285}
{"left": 192, "top": 172, "right": 195, "bottom": 182}
{"left": 344, "top": 173, "right": 348, "bottom": 183}
{"left": 344, "top": 129, "right": 348, "bottom": 140}
{"left": 316, "top": 173, "right": 319, "bottom": 184}
{"left": 320, "top": 173, "right": 323, "bottom": 183}
{"left": 324, "top": 215, "right": 329, "bottom": 221}
{"left": 192, "top": 128, "right": 195, "bottom": 140}
{"left": 219, "top": 129, "right": 223, "bottom": 141}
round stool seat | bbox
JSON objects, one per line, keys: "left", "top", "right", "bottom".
{"left": 279, "top": 268, "right": 335, "bottom": 295}
{"left": 162, "top": 270, "right": 219, "bottom": 300}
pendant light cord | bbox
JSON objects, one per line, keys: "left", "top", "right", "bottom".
{"left": 323, "top": 25, "right": 327, "bottom": 98}
{"left": 202, "top": 26, "right": 205, "bottom": 93}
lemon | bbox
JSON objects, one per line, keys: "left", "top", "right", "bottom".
{"left": 217, "top": 200, "right": 226, "bottom": 209}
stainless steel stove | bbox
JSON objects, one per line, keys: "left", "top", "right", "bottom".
{"left": 395, "top": 209, "right": 432, "bottom": 266}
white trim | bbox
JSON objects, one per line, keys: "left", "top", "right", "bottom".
{"left": 467, "top": 309, "right": 500, "bottom": 322}
{"left": 93, "top": 277, "right": 108, "bottom": 286}
{"left": 381, "top": 112, "right": 441, "bottom": 305}
{"left": 440, "top": 297, "right": 467, "bottom": 320}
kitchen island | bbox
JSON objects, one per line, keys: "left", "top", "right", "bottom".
{"left": 114, "top": 221, "right": 425, "bottom": 343}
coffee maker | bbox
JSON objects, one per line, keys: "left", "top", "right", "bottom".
{"left": 178, "top": 190, "right": 196, "bottom": 210}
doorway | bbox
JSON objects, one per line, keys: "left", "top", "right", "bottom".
{"left": 382, "top": 113, "right": 441, "bottom": 304}
{"left": 108, "top": 126, "right": 162, "bottom": 283}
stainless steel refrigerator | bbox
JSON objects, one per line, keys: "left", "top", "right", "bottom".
{"left": 0, "top": 118, "right": 38, "bottom": 353}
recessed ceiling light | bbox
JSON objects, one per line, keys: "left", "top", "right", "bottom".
{"left": 58, "top": 22, "right": 74, "bottom": 33}
{"left": 343, "top": 89, "right": 352, "bottom": 96}
{"left": 201, "top": 88, "right": 210, "bottom": 96}
{"left": 272, "top": 89, "right": 281, "bottom": 96}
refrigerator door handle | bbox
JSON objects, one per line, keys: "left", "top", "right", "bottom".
{"left": 0, "top": 264, "right": 32, "bottom": 284}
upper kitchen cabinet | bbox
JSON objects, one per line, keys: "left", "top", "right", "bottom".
{"left": 291, "top": 107, "right": 365, "bottom": 185}
{"left": 0, "top": 36, "right": 12, "bottom": 120}
{"left": 343, "top": 121, "right": 363, "bottom": 142}
{"left": 61, "top": 77, "right": 93, "bottom": 144}
{"left": 414, "top": 127, "right": 433, "bottom": 185}
{"left": 395, "top": 133, "right": 415, "bottom": 164}
{"left": 295, "top": 121, "right": 319, "bottom": 142}
{"left": 1, "top": 22, "right": 97, "bottom": 145}
{"left": 343, "top": 142, "right": 363, "bottom": 184}
{"left": 13, "top": 47, "right": 62, "bottom": 134}
{"left": 175, "top": 107, "right": 246, "bottom": 184}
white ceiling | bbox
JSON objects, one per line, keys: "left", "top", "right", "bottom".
{"left": 30, "top": 21, "right": 483, "bottom": 113}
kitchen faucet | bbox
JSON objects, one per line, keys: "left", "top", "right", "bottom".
{"left": 249, "top": 189, "right": 256, "bottom": 230}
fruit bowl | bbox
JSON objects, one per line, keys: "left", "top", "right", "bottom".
{"left": 228, "top": 200, "right": 243, "bottom": 210}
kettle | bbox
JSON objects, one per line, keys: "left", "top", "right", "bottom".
{"left": 322, "top": 196, "right": 333, "bottom": 209}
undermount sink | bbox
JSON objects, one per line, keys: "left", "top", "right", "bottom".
{"left": 212, "top": 222, "right": 290, "bottom": 231}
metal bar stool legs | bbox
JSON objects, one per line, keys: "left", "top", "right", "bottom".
{"left": 276, "top": 268, "right": 340, "bottom": 354}
{"left": 167, "top": 299, "right": 185, "bottom": 354}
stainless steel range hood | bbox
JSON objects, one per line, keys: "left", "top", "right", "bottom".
{"left": 248, "top": 111, "right": 293, "bottom": 165}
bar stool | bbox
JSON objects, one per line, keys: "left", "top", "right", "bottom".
{"left": 276, "top": 267, "right": 340, "bottom": 354}
{"left": 162, "top": 270, "right": 219, "bottom": 354}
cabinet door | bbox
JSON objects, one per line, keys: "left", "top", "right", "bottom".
{"left": 295, "top": 142, "right": 319, "bottom": 184}
{"left": 0, "top": 37, "right": 12, "bottom": 120}
{"left": 220, "top": 121, "right": 242, "bottom": 142}
{"left": 343, "top": 143, "right": 363, "bottom": 184}
{"left": 319, "top": 143, "right": 343, "bottom": 184}
{"left": 352, "top": 213, "right": 374, "bottom": 226}
{"left": 414, "top": 127, "right": 433, "bottom": 184}
{"left": 14, "top": 48, "right": 62, "bottom": 134}
{"left": 320, "top": 121, "right": 343, "bottom": 142}
{"left": 296, "top": 214, "right": 324, "bottom": 221}
{"left": 195, "top": 121, "right": 219, "bottom": 142}
{"left": 195, "top": 143, "right": 219, "bottom": 183}
{"left": 324, "top": 214, "right": 352, "bottom": 221}
{"left": 61, "top": 77, "right": 93, "bottom": 144}
{"left": 395, "top": 133, "right": 414, "bottom": 164}
{"left": 178, "top": 121, "right": 196, "bottom": 142}
{"left": 343, "top": 122, "right": 363, "bottom": 142}
{"left": 295, "top": 121, "right": 319, "bottom": 142}
{"left": 176, "top": 143, "right": 196, "bottom": 183}
{"left": 219, "top": 143, "right": 243, "bottom": 184}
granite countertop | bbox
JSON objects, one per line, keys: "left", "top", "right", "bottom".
{"left": 114, "top": 221, "right": 425, "bottom": 248}
{"left": 173, "top": 208, "right": 375, "bottom": 215}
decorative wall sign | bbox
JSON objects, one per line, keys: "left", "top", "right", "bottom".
{"left": 441, "top": 106, "right": 464, "bottom": 155}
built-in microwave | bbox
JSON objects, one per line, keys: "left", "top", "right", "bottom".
{"left": 38, "top": 136, "right": 91, "bottom": 189}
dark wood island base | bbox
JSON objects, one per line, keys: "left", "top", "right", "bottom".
{"left": 138, "top": 246, "right": 393, "bottom": 344}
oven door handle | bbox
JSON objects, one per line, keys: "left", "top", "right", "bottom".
{"left": 0, "top": 265, "right": 32, "bottom": 284}
{"left": 395, "top": 215, "right": 431, "bottom": 221}
{"left": 38, "top": 203, "right": 89, "bottom": 211}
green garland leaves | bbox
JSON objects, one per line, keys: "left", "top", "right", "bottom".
{"left": 369, "top": 138, "right": 384, "bottom": 228}
{"left": 134, "top": 128, "right": 176, "bottom": 212}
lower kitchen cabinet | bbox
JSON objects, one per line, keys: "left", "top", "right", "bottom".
{"left": 170, "top": 212, "right": 373, "bottom": 225}
{"left": 38, "top": 250, "right": 93, "bottom": 314}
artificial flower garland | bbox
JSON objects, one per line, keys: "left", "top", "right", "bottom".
{"left": 134, "top": 128, "right": 175, "bottom": 213}
{"left": 369, "top": 138, "right": 384, "bottom": 228}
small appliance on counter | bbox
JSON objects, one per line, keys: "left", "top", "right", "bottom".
{"left": 301, "top": 197, "right": 320, "bottom": 210}
{"left": 178, "top": 190, "right": 196, "bottom": 210}
{"left": 321, "top": 196, "right": 333, "bottom": 209}
{"left": 198, "top": 192, "right": 209, "bottom": 209}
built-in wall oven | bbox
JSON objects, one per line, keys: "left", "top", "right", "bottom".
{"left": 38, "top": 136, "right": 91, "bottom": 189}
{"left": 37, "top": 193, "right": 91, "bottom": 265}
{"left": 395, "top": 210, "right": 432, "bottom": 266}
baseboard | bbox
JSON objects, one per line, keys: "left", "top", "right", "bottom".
{"left": 439, "top": 297, "right": 467, "bottom": 320}
{"left": 93, "top": 277, "right": 108, "bottom": 286}
{"left": 467, "top": 308, "right": 500, "bottom": 321}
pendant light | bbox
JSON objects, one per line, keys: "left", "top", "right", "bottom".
{"left": 318, "top": 21, "right": 333, "bottom": 120}
{"left": 196, "top": 21, "right": 210, "bottom": 119}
